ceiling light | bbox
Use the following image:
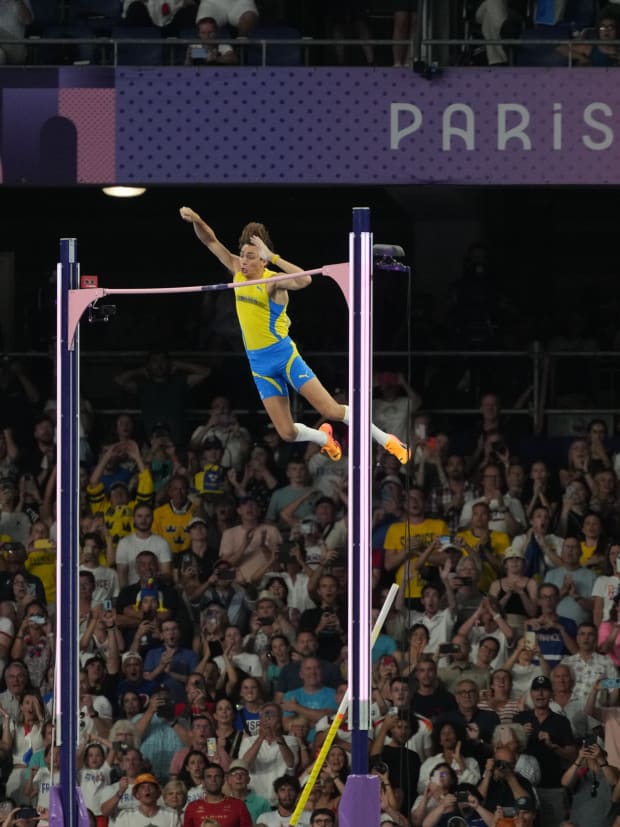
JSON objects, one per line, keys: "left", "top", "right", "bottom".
{"left": 102, "top": 186, "right": 146, "bottom": 198}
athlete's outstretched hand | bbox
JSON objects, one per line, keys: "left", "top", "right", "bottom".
{"left": 180, "top": 206, "right": 200, "bottom": 223}
{"left": 250, "top": 233, "right": 274, "bottom": 263}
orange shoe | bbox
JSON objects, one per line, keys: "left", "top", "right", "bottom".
{"left": 385, "top": 434, "right": 411, "bottom": 465}
{"left": 319, "top": 423, "right": 342, "bottom": 462}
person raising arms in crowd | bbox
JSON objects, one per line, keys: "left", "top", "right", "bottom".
{"left": 179, "top": 207, "right": 410, "bottom": 466}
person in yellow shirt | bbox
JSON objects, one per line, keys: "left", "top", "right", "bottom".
{"left": 384, "top": 487, "right": 449, "bottom": 605}
{"left": 152, "top": 474, "right": 197, "bottom": 555}
{"left": 87, "top": 440, "right": 154, "bottom": 546}
{"left": 455, "top": 501, "right": 509, "bottom": 592}
{"left": 179, "top": 206, "right": 410, "bottom": 468}
{"left": 579, "top": 512, "right": 606, "bottom": 571}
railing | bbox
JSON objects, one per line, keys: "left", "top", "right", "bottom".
{"left": 9, "top": 345, "right": 620, "bottom": 437}
{"left": 0, "top": 34, "right": 612, "bottom": 69}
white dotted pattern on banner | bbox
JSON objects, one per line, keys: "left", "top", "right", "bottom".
{"left": 115, "top": 67, "right": 620, "bottom": 185}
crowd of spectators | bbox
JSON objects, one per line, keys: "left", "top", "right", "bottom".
{"left": 3, "top": 0, "right": 620, "bottom": 68}
{"left": 0, "top": 347, "right": 620, "bottom": 827}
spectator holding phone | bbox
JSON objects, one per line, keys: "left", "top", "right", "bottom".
{"left": 561, "top": 738, "right": 618, "bottom": 827}
{"left": 244, "top": 595, "right": 295, "bottom": 660}
{"left": 411, "top": 762, "right": 458, "bottom": 827}
{"left": 10, "top": 602, "right": 53, "bottom": 694}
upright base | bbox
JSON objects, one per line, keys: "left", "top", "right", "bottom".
{"left": 339, "top": 774, "right": 380, "bottom": 827}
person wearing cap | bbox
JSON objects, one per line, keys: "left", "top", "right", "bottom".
{"left": 115, "top": 551, "right": 192, "bottom": 645}
{"left": 224, "top": 759, "right": 271, "bottom": 824}
{"left": 183, "top": 762, "right": 252, "bottom": 827}
{"left": 487, "top": 547, "right": 539, "bottom": 632}
{"left": 513, "top": 675, "right": 577, "bottom": 827}
{"left": 114, "top": 772, "right": 179, "bottom": 827}
{"left": 218, "top": 494, "right": 281, "bottom": 584}
{"left": 116, "top": 503, "right": 173, "bottom": 589}
{"left": 175, "top": 516, "right": 221, "bottom": 620}
{"left": 193, "top": 435, "right": 230, "bottom": 500}
{"left": 87, "top": 440, "right": 154, "bottom": 547}
{"left": 189, "top": 394, "right": 252, "bottom": 475}
{"left": 118, "top": 650, "right": 156, "bottom": 704}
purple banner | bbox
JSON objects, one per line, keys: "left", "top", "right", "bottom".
{"left": 2, "top": 66, "right": 620, "bottom": 185}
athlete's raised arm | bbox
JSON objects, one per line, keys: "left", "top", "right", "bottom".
{"left": 179, "top": 206, "right": 238, "bottom": 275}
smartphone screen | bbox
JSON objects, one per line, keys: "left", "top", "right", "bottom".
{"left": 524, "top": 631, "right": 536, "bottom": 650}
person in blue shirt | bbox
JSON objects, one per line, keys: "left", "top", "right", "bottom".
{"left": 281, "top": 656, "right": 337, "bottom": 743}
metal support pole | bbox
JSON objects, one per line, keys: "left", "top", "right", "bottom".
{"left": 55, "top": 238, "right": 81, "bottom": 827}
{"left": 339, "top": 207, "right": 378, "bottom": 827}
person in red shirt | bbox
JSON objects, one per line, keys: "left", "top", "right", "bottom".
{"left": 183, "top": 763, "right": 252, "bottom": 827}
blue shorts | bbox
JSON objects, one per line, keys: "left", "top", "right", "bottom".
{"left": 246, "top": 337, "right": 316, "bottom": 401}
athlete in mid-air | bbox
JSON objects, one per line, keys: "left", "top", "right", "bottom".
{"left": 180, "top": 206, "right": 410, "bottom": 465}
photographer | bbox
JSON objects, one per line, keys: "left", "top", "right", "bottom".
{"left": 477, "top": 746, "right": 534, "bottom": 813}
{"left": 131, "top": 687, "right": 188, "bottom": 785}
{"left": 561, "top": 738, "right": 618, "bottom": 827}
{"left": 371, "top": 710, "right": 421, "bottom": 815}
{"left": 298, "top": 573, "right": 346, "bottom": 663}
{"left": 422, "top": 782, "right": 496, "bottom": 827}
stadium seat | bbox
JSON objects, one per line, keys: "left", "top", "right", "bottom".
{"left": 110, "top": 24, "right": 163, "bottom": 66}
{"left": 243, "top": 24, "right": 303, "bottom": 66}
